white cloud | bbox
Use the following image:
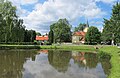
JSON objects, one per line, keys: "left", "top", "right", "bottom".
{"left": 8, "top": 0, "right": 34, "bottom": 17}
{"left": 23, "top": 53, "right": 106, "bottom": 78}
{"left": 9, "top": 0, "right": 38, "bottom": 5}
{"left": 90, "top": 21, "right": 103, "bottom": 25}
{"left": 21, "top": 0, "right": 107, "bottom": 34}
{"left": 21, "top": 0, "right": 38, "bottom": 5}
{"left": 8, "top": 0, "right": 115, "bottom": 34}
{"left": 95, "top": 0, "right": 117, "bottom": 4}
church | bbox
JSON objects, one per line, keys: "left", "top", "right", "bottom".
{"left": 72, "top": 22, "right": 89, "bottom": 44}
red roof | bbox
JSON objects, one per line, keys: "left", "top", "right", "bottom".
{"left": 73, "top": 31, "right": 86, "bottom": 36}
{"left": 36, "top": 36, "right": 49, "bottom": 41}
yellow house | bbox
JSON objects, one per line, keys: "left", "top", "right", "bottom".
{"left": 72, "top": 21, "right": 89, "bottom": 44}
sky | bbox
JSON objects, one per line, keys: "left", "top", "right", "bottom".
{"left": 8, "top": 0, "right": 120, "bottom": 34}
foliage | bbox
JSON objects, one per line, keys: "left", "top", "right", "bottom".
{"left": 98, "top": 51, "right": 111, "bottom": 60}
{"left": 50, "top": 18, "right": 72, "bottom": 43}
{"left": 102, "top": 2, "right": 120, "bottom": 44}
{"left": 36, "top": 32, "right": 41, "bottom": 36}
{"left": 74, "top": 23, "right": 88, "bottom": 32}
{"left": 48, "top": 29, "right": 54, "bottom": 44}
{"left": 85, "top": 26, "right": 101, "bottom": 44}
{"left": 0, "top": 0, "right": 36, "bottom": 43}
{"left": 101, "top": 19, "right": 112, "bottom": 44}
{"left": 40, "top": 45, "right": 96, "bottom": 51}
{"left": 24, "top": 30, "right": 36, "bottom": 42}
{"left": 0, "top": 42, "right": 39, "bottom": 45}
{"left": 0, "top": 45, "right": 40, "bottom": 49}
{"left": 99, "top": 46, "right": 120, "bottom": 78}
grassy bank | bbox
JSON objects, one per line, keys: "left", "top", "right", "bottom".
{"left": 0, "top": 45, "right": 40, "bottom": 49}
{"left": 40, "top": 45, "right": 96, "bottom": 52}
{"left": 0, "top": 44, "right": 97, "bottom": 51}
{"left": 99, "top": 46, "right": 120, "bottom": 78}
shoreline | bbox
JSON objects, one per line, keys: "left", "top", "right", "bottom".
{"left": 0, "top": 45, "right": 119, "bottom": 78}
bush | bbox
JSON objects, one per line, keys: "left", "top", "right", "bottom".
{"left": 0, "top": 45, "right": 40, "bottom": 49}
{"left": 44, "top": 42, "right": 52, "bottom": 45}
{"left": 98, "top": 51, "right": 111, "bottom": 60}
{"left": 0, "top": 42, "right": 40, "bottom": 45}
{"left": 84, "top": 42, "right": 97, "bottom": 45}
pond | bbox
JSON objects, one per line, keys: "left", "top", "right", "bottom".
{"left": 0, "top": 49, "right": 111, "bottom": 78}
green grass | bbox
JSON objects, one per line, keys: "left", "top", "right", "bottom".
{"left": 0, "top": 45, "right": 40, "bottom": 49}
{"left": 99, "top": 46, "right": 120, "bottom": 78}
{"left": 40, "top": 45, "right": 96, "bottom": 52}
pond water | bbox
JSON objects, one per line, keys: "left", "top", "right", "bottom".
{"left": 0, "top": 50, "right": 111, "bottom": 78}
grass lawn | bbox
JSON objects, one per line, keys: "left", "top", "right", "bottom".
{"left": 0, "top": 45, "right": 40, "bottom": 49}
{"left": 99, "top": 46, "right": 120, "bottom": 78}
{"left": 40, "top": 45, "right": 96, "bottom": 52}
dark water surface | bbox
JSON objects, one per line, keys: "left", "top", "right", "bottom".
{"left": 0, "top": 50, "right": 111, "bottom": 78}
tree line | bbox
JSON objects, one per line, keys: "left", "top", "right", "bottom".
{"left": 1, "top": 0, "right": 119, "bottom": 45}
{"left": 49, "top": 2, "right": 120, "bottom": 45}
{"left": 0, "top": 0, "right": 36, "bottom": 43}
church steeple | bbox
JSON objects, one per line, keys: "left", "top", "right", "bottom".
{"left": 83, "top": 20, "right": 89, "bottom": 32}
{"left": 86, "top": 20, "right": 89, "bottom": 27}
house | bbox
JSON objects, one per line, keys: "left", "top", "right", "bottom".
{"left": 72, "top": 31, "right": 86, "bottom": 44}
{"left": 72, "top": 21, "right": 89, "bottom": 44}
{"left": 36, "top": 35, "right": 49, "bottom": 44}
{"left": 72, "top": 52, "right": 86, "bottom": 65}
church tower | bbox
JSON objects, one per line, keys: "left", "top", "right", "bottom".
{"left": 83, "top": 20, "right": 89, "bottom": 32}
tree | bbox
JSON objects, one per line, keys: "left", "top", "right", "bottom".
{"left": 50, "top": 18, "right": 72, "bottom": 43}
{"left": 2, "top": 1, "right": 17, "bottom": 42}
{"left": 24, "top": 30, "right": 36, "bottom": 42}
{"left": 0, "top": 0, "right": 37, "bottom": 43}
{"left": 102, "top": 2, "right": 120, "bottom": 45}
{"left": 74, "top": 23, "right": 88, "bottom": 32}
{"left": 101, "top": 19, "right": 112, "bottom": 44}
{"left": 36, "top": 32, "right": 41, "bottom": 36}
{"left": 85, "top": 26, "right": 101, "bottom": 44}
{"left": 48, "top": 30, "right": 54, "bottom": 44}
{"left": 0, "top": 0, "right": 26, "bottom": 43}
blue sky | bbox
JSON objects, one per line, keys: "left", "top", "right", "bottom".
{"left": 9, "top": 0, "right": 120, "bottom": 34}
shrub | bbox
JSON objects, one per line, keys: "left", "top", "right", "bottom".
{"left": 98, "top": 51, "right": 111, "bottom": 60}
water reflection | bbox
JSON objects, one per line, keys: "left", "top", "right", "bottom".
{"left": 0, "top": 50, "right": 37, "bottom": 78}
{"left": 48, "top": 50, "right": 71, "bottom": 72}
{"left": 72, "top": 51, "right": 99, "bottom": 68}
{"left": 0, "top": 50, "right": 111, "bottom": 78}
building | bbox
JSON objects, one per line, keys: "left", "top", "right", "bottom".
{"left": 72, "top": 31, "right": 86, "bottom": 44}
{"left": 72, "top": 21, "right": 89, "bottom": 44}
{"left": 36, "top": 35, "right": 49, "bottom": 44}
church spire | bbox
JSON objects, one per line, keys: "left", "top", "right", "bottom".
{"left": 86, "top": 20, "right": 89, "bottom": 27}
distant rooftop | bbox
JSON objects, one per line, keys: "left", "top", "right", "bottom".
{"left": 36, "top": 36, "right": 49, "bottom": 41}
{"left": 73, "top": 31, "right": 86, "bottom": 36}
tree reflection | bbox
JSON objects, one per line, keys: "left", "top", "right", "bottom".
{"left": 72, "top": 52, "right": 98, "bottom": 69}
{"left": 48, "top": 50, "right": 71, "bottom": 73}
{"left": 0, "top": 50, "right": 37, "bottom": 78}
{"left": 100, "top": 58, "right": 111, "bottom": 76}
{"left": 85, "top": 53, "right": 98, "bottom": 68}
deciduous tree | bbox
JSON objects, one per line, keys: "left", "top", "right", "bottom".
{"left": 85, "top": 26, "right": 101, "bottom": 44}
{"left": 50, "top": 18, "right": 72, "bottom": 43}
